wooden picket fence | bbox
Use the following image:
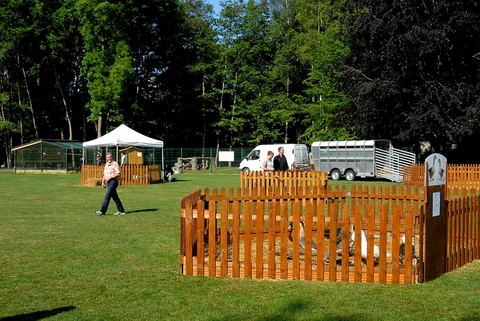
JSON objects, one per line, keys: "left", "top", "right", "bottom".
{"left": 180, "top": 184, "right": 423, "bottom": 284}
{"left": 446, "top": 190, "right": 480, "bottom": 272}
{"left": 239, "top": 171, "right": 329, "bottom": 195}
{"left": 404, "top": 164, "right": 480, "bottom": 191}
{"left": 81, "top": 164, "right": 161, "bottom": 185}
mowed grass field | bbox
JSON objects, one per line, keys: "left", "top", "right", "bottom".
{"left": 1, "top": 169, "right": 480, "bottom": 321}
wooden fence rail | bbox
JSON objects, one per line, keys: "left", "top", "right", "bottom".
{"left": 180, "top": 184, "right": 423, "bottom": 284}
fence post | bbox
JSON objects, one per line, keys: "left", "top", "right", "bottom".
{"left": 424, "top": 153, "right": 448, "bottom": 282}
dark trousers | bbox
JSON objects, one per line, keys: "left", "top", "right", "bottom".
{"left": 100, "top": 179, "right": 125, "bottom": 213}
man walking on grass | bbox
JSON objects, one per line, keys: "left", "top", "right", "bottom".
{"left": 96, "top": 152, "right": 126, "bottom": 216}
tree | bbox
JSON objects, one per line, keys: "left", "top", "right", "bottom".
{"left": 0, "top": 0, "right": 87, "bottom": 166}
{"left": 181, "top": 0, "right": 221, "bottom": 148}
{"left": 76, "top": 0, "right": 133, "bottom": 137}
{"left": 293, "top": 0, "right": 353, "bottom": 143}
{"left": 344, "top": 0, "right": 480, "bottom": 160}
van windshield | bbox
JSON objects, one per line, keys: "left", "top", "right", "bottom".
{"left": 247, "top": 150, "right": 260, "bottom": 160}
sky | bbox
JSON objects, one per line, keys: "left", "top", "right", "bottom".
{"left": 206, "top": 0, "right": 222, "bottom": 15}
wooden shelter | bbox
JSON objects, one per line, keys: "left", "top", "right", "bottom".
{"left": 12, "top": 139, "right": 83, "bottom": 173}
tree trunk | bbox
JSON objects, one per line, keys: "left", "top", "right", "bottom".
{"left": 96, "top": 116, "right": 103, "bottom": 137}
{"left": 53, "top": 67, "right": 73, "bottom": 140}
{"left": 19, "top": 56, "right": 38, "bottom": 139}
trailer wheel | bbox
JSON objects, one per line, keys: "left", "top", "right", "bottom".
{"left": 330, "top": 169, "right": 341, "bottom": 181}
{"left": 345, "top": 169, "right": 356, "bottom": 181}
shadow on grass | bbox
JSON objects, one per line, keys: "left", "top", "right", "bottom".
{"left": 164, "top": 178, "right": 191, "bottom": 183}
{"left": 0, "top": 305, "right": 76, "bottom": 320}
{"left": 126, "top": 208, "right": 159, "bottom": 214}
{"left": 213, "top": 299, "right": 367, "bottom": 321}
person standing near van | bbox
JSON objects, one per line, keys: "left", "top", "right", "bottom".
{"left": 261, "top": 151, "right": 275, "bottom": 171}
{"left": 273, "top": 146, "right": 289, "bottom": 171}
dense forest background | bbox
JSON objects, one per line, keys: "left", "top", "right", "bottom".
{"left": 0, "top": 0, "right": 478, "bottom": 167}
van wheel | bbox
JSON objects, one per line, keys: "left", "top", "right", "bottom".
{"left": 345, "top": 169, "right": 356, "bottom": 181}
{"left": 242, "top": 167, "right": 250, "bottom": 173}
{"left": 330, "top": 169, "right": 341, "bottom": 181}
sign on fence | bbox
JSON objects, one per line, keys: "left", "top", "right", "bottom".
{"left": 219, "top": 151, "right": 234, "bottom": 162}
{"left": 424, "top": 153, "right": 447, "bottom": 282}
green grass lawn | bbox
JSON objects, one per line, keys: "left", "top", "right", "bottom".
{"left": 1, "top": 169, "right": 480, "bottom": 321}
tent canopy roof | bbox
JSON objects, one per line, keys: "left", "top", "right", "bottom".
{"left": 83, "top": 124, "right": 164, "bottom": 148}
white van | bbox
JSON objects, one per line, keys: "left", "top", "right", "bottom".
{"left": 239, "top": 144, "right": 309, "bottom": 172}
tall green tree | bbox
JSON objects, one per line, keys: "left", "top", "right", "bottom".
{"left": 344, "top": 0, "right": 480, "bottom": 160}
{"left": 0, "top": 0, "right": 86, "bottom": 165}
{"left": 266, "top": 0, "right": 305, "bottom": 144}
{"left": 293, "top": 0, "right": 353, "bottom": 143}
{"left": 76, "top": 0, "right": 133, "bottom": 137}
{"left": 181, "top": 0, "right": 220, "bottom": 148}
{"left": 218, "top": 0, "right": 286, "bottom": 145}
{"left": 115, "top": 0, "right": 203, "bottom": 146}
{"left": 47, "top": 0, "right": 87, "bottom": 140}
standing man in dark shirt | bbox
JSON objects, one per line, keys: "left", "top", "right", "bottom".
{"left": 273, "top": 146, "right": 289, "bottom": 171}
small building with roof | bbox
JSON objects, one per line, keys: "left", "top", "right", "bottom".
{"left": 12, "top": 139, "right": 84, "bottom": 173}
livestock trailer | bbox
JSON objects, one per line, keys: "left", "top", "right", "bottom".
{"left": 310, "top": 140, "right": 416, "bottom": 182}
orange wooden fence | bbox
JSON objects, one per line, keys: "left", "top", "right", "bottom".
{"left": 446, "top": 190, "right": 480, "bottom": 272}
{"left": 180, "top": 163, "right": 480, "bottom": 284}
{"left": 404, "top": 164, "right": 480, "bottom": 190}
{"left": 180, "top": 184, "right": 423, "bottom": 284}
{"left": 81, "top": 164, "right": 161, "bottom": 185}
{"left": 239, "top": 171, "right": 329, "bottom": 195}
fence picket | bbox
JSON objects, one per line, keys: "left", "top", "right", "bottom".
{"left": 353, "top": 202, "right": 363, "bottom": 283}
{"left": 391, "top": 204, "right": 402, "bottom": 284}
{"left": 232, "top": 200, "right": 240, "bottom": 278}
{"left": 316, "top": 200, "right": 325, "bottom": 281}
{"left": 184, "top": 199, "right": 194, "bottom": 275}
{"left": 328, "top": 201, "right": 339, "bottom": 282}
{"left": 304, "top": 201, "right": 313, "bottom": 280}
{"left": 377, "top": 203, "right": 387, "bottom": 283}
{"left": 268, "top": 200, "right": 276, "bottom": 279}
{"left": 341, "top": 203, "right": 350, "bottom": 282}
{"left": 244, "top": 201, "right": 252, "bottom": 278}
{"left": 196, "top": 199, "right": 205, "bottom": 276}
{"left": 280, "top": 201, "right": 289, "bottom": 280}
{"left": 255, "top": 201, "right": 264, "bottom": 279}
{"left": 366, "top": 204, "right": 375, "bottom": 283}
{"left": 208, "top": 199, "right": 216, "bottom": 277}
{"left": 292, "top": 201, "right": 301, "bottom": 280}
{"left": 404, "top": 205, "right": 413, "bottom": 284}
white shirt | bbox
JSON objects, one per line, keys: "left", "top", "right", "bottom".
{"left": 262, "top": 158, "right": 274, "bottom": 171}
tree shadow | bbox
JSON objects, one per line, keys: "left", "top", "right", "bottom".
{"left": 213, "top": 299, "right": 367, "bottom": 321}
{"left": 0, "top": 305, "right": 76, "bottom": 321}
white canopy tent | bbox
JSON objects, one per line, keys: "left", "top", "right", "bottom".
{"left": 83, "top": 124, "right": 164, "bottom": 169}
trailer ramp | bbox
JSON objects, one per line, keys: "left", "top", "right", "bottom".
{"left": 375, "top": 146, "right": 416, "bottom": 182}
